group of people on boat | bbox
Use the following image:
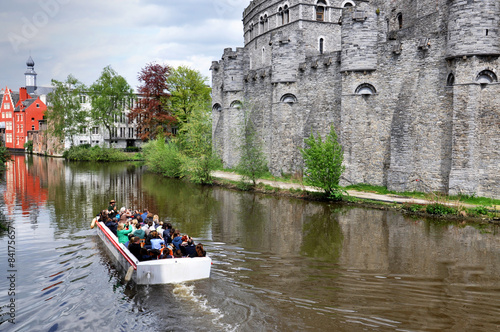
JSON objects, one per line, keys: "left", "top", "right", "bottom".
{"left": 95, "top": 199, "right": 207, "bottom": 262}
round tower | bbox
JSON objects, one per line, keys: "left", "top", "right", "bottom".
{"left": 340, "top": 2, "right": 378, "bottom": 72}
{"left": 446, "top": 0, "right": 500, "bottom": 58}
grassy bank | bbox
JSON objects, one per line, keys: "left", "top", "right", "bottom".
{"left": 63, "top": 145, "right": 143, "bottom": 161}
{"left": 214, "top": 170, "right": 500, "bottom": 223}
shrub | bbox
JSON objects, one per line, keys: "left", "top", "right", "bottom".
{"left": 468, "top": 206, "right": 489, "bottom": 216}
{"left": 300, "top": 125, "right": 346, "bottom": 200}
{"left": 125, "top": 146, "right": 140, "bottom": 152}
{"left": 426, "top": 203, "right": 456, "bottom": 215}
{"left": 142, "top": 138, "right": 182, "bottom": 178}
{"left": 403, "top": 203, "right": 424, "bottom": 212}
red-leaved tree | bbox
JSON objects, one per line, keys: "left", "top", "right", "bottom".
{"left": 128, "top": 63, "right": 176, "bottom": 140}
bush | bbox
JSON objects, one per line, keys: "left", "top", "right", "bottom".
{"left": 426, "top": 203, "right": 456, "bottom": 215}
{"left": 468, "top": 206, "right": 489, "bottom": 216}
{"left": 300, "top": 125, "right": 346, "bottom": 199}
{"left": 125, "top": 146, "right": 140, "bottom": 152}
{"left": 403, "top": 203, "right": 424, "bottom": 212}
{"left": 142, "top": 138, "right": 182, "bottom": 178}
{"left": 64, "top": 145, "right": 138, "bottom": 161}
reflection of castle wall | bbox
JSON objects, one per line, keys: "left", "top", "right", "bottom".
{"left": 212, "top": 189, "right": 316, "bottom": 255}
{"left": 337, "top": 209, "right": 500, "bottom": 278}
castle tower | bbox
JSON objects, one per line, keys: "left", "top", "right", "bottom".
{"left": 340, "top": 3, "right": 378, "bottom": 72}
{"left": 25, "top": 56, "right": 37, "bottom": 94}
{"left": 446, "top": 0, "right": 500, "bottom": 58}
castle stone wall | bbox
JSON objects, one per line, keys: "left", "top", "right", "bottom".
{"left": 212, "top": 0, "right": 500, "bottom": 198}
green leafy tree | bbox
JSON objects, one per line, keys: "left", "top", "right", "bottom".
{"left": 300, "top": 125, "right": 346, "bottom": 199}
{"left": 178, "top": 101, "right": 220, "bottom": 184}
{"left": 46, "top": 75, "right": 87, "bottom": 145}
{"left": 237, "top": 111, "right": 268, "bottom": 186}
{"left": 89, "top": 66, "right": 133, "bottom": 147}
{"left": 167, "top": 66, "right": 211, "bottom": 132}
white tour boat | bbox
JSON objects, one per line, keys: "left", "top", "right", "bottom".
{"left": 94, "top": 220, "right": 212, "bottom": 284}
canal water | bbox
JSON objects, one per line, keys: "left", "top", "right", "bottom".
{"left": 1, "top": 155, "right": 500, "bottom": 331}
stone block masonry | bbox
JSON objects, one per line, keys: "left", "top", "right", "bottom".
{"left": 212, "top": 0, "right": 500, "bottom": 199}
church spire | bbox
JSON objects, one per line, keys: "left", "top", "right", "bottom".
{"left": 25, "top": 55, "right": 37, "bottom": 94}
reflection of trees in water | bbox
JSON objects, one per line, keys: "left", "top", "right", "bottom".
{"left": 140, "top": 173, "right": 219, "bottom": 236}
{"left": 301, "top": 204, "right": 344, "bottom": 262}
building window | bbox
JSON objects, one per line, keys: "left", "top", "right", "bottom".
{"left": 32, "top": 125, "right": 35, "bottom": 130}
{"left": 230, "top": 100, "right": 242, "bottom": 109}
{"left": 31, "top": 117, "right": 34, "bottom": 121}
{"left": 284, "top": 5, "right": 289, "bottom": 23}
{"left": 6, "top": 122, "right": 12, "bottom": 130}
{"left": 36, "top": 103, "right": 39, "bottom": 108}
{"left": 342, "top": 1, "right": 354, "bottom": 7}
{"left": 80, "top": 127, "right": 87, "bottom": 134}
{"left": 212, "top": 103, "right": 222, "bottom": 112}
{"left": 355, "top": 83, "right": 377, "bottom": 95}
{"left": 260, "top": 16, "right": 265, "bottom": 33}
{"left": 264, "top": 14, "right": 269, "bottom": 31}
{"left": 91, "top": 127, "right": 99, "bottom": 135}
{"left": 6, "top": 133, "right": 12, "bottom": 143}
{"left": 319, "top": 38, "right": 324, "bottom": 54}
{"left": 397, "top": 13, "right": 403, "bottom": 29}
{"left": 171, "top": 127, "right": 178, "bottom": 136}
{"left": 446, "top": 73, "right": 455, "bottom": 86}
{"left": 280, "top": 93, "right": 297, "bottom": 104}
{"left": 316, "top": 0, "right": 326, "bottom": 21}
{"left": 476, "top": 70, "right": 497, "bottom": 84}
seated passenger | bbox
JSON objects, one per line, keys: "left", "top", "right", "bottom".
{"left": 128, "top": 237, "right": 142, "bottom": 259}
{"left": 138, "top": 248, "right": 152, "bottom": 261}
{"left": 182, "top": 238, "right": 197, "bottom": 257}
{"left": 105, "top": 218, "right": 118, "bottom": 236}
{"left": 150, "top": 231, "right": 165, "bottom": 250}
{"left": 117, "top": 222, "right": 133, "bottom": 245}
{"left": 162, "top": 246, "right": 173, "bottom": 259}
{"left": 173, "top": 249, "right": 183, "bottom": 258}
{"left": 133, "top": 224, "right": 146, "bottom": 239}
{"left": 172, "top": 230, "right": 182, "bottom": 250}
{"left": 195, "top": 243, "right": 206, "bottom": 257}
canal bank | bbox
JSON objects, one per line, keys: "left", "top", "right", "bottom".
{"left": 212, "top": 170, "right": 500, "bottom": 223}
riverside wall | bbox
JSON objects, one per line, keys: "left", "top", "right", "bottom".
{"left": 211, "top": 0, "right": 500, "bottom": 198}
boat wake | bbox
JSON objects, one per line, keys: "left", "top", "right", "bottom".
{"left": 172, "top": 283, "right": 238, "bottom": 331}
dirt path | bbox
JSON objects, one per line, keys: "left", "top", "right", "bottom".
{"left": 212, "top": 170, "right": 474, "bottom": 208}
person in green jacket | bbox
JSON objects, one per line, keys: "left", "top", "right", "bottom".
{"left": 117, "top": 223, "right": 133, "bottom": 244}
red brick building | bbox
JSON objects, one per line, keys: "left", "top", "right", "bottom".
{"left": 0, "top": 57, "right": 47, "bottom": 150}
{"left": 0, "top": 86, "right": 46, "bottom": 150}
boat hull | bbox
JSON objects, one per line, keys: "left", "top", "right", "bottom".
{"left": 95, "top": 221, "right": 211, "bottom": 284}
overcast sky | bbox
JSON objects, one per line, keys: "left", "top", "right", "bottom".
{"left": 0, "top": 0, "right": 249, "bottom": 91}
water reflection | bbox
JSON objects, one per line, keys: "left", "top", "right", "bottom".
{"left": 1, "top": 155, "right": 500, "bottom": 331}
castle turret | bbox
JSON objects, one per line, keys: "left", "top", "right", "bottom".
{"left": 25, "top": 56, "right": 37, "bottom": 94}
{"left": 340, "top": 3, "right": 378, "bottom": 72}
{"left": 446, "top": 0, "right": 500, "bottom": 58}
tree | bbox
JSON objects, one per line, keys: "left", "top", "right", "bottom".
{"left": 128, "top": 63, "right": 175, "bottom": 140}
{"left": 237, "top": 111, "right": 268, "bottom": 186}
{"left": 167, "top": 66, "right": 211, "bottom": 132}
{"left": 178, "top": 101, "right": 220, "bottom": 184}
{"left": 46, "top": 75, "right": 87, "bottom": 145}
{"left": 300, "top": 125, "right": 346, "bottom": 199}
{"left": 89, "top": 66, "right": 133, "bottom": 147}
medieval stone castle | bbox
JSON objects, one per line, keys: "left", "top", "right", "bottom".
{"left": 211, "top": 0, "right": 500, "bottom": 198}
